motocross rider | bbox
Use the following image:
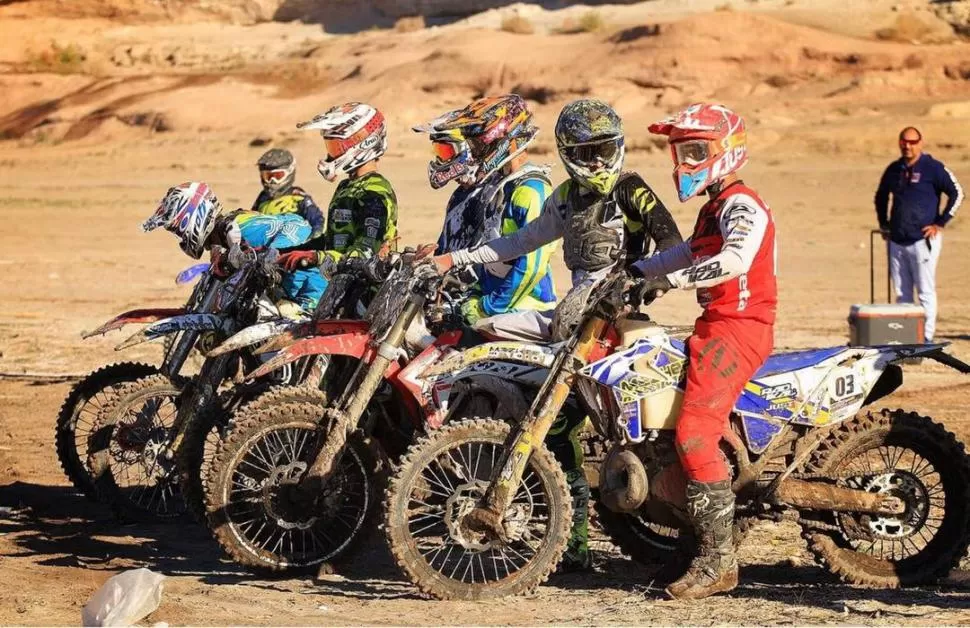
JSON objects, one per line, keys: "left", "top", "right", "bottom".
{"left": 275, "top": 102, "right": 399, "bottom": 278}
{"left": 247, "top": 148, "right": 326, "bottom": 312}
{"left": 630, "top": 103, "right": 776, "bottom": 600}
{"left": 416, "top": 95, "right": 557, "bottom": 326}
{"left": 427, "top": 98, "right": 684, "bottom": 572}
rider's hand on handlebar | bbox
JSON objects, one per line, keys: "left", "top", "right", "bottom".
{"left": 413, "top": 243, "right": 437, "bottom": 260}
{"left": 429, "top": 253, "right": 455, "bottom": 276}
{"left": 277, "top": 250, "right": 318, "bottom": 272}
{"left": 635, "top": 275, "right": 673, "bottom": 306}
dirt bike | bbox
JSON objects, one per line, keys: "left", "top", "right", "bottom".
{"left": 85, "top": 247, "right": 324, "bottom": 521}
{"left": 384, "top": 269, "right": 970, "bottom": 600}
{"left": 203, "top": 256, "right": 570, "bottom": 574}
{"left": 55, "top": 261, "right": 214, "bottom": 500}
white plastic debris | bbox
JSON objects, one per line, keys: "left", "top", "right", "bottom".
{"left": 82, "top": 568, "right": 165, "bottom": 627}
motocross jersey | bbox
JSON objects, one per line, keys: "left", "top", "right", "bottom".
{"left": 251, "top": 185, "right": 325, "bottom": 237}
{"left": 436, "top": 165, "right": 557, "bottom": 317}
{"left": 451, "top": 172, "right": 683, "bottom": 287}
{"left": 282, "top": 172, "right": 398, "bottom": 264}
{"left": 633, "top": 181, "right": 777, "bottom": 324}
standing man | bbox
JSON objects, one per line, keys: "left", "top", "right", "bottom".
{"left": 875, "top": 126, "right": 962, "bottom": 343}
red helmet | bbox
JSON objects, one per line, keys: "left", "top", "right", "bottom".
{"left": 648, "top": 103, "right": 747, "bottom": 202}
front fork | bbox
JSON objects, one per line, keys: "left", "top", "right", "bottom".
{"left": 466, "top": 316, "right": 609, "bottom": 539}
{"left": 303, "top": 294, "right": 426, "bottom": 483}
{"left": 165, "top": 352, "right": 234, "bottom": 459}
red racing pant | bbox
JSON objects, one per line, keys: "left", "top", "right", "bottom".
{"left": 676, "top": 316, "right": 773, "bottom": 482}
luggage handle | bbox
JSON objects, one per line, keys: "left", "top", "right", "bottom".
{"left": 869, "top": 229, "right": 891, "bottom": 304}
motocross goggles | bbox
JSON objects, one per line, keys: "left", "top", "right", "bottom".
{"left": 673, "top": 140, "right": 711, "bottom": 166}
{"left": 431, "top": 138, "right": 463, "bottom": 163}
{"left": 561, "top": 138, "right": 623, "bottom": 167}
{"left": 259, "top": 168, "right": 289, "bottom": 184}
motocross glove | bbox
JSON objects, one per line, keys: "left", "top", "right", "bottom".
{"left": 278, "top": 250, "right": 319, "bottom": 272}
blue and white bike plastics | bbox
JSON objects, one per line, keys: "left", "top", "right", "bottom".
{"left": 583, "top": 324, "right": 970, "bottom": 588}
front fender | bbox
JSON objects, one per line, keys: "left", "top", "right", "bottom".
{"left": 253, "top": 319, "right": 370, "bottom": 355}
{"left": 115, "top": 313, "right": 226, "bottom": 350}
{"left": 246, "top": 328, "right": 371, "bottom": 380}
{"left": 82, "top": 308, "right": 186, "bottom": 339}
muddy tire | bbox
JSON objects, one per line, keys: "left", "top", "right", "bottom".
{"left": 204, "top": 399, "right": 380, "bottom": 573}
{"left": 802, "top": 408, "right": 970, "bottom": 587}
{"left": 180, "top": 385, "right": 327, "bottom": 524}
{"left": 385, "top": 418, "right": 571, "bottom": 600}
{"left": 87, "top": 373, "right": 188, "bottom": 521}
{"left": 55, "top": 362, "right": 158, "bottom": 499}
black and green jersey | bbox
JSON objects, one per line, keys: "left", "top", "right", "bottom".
{"left": 281, "top": 172, "right": 398, "bottom": 263}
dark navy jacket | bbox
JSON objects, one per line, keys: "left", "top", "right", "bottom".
{"left": 875, "top": 153, "right": 963, "bottom": 245}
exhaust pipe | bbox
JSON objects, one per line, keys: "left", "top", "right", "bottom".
{"left": 775, "top": 478, "right": 906, "bottom": 516}
{"left": 599, "top": 448, "right": 649, "bottom": 513}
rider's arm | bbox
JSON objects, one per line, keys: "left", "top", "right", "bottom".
{"left": 631, "top": 241, "right": 693, "bottom": 278}
{"left": 666, "top": 195, "right": 769, "bottom": 290}
{"left": 451, "top": 193, "right": 563, "bottom": 267}
{"left": 615, "top": 174, "right": 684, "bottom": 254}
{"left": 480, "top": 179, "right": 555, "bottom": 315}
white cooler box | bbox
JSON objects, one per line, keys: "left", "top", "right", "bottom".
{"left": 849, "top": 303, "right": 925, "bottom": 346}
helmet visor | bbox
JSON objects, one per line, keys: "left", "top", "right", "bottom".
{"left": 259, "top": 168, "right": 289, "bottom": 184}
{"left": 562, "top": 139, "right": 622, "bottom": 167}
{"left": 674, "top": 140, "right": 710, "bottom": 167}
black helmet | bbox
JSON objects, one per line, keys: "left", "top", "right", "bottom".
{"left": 555, "top": 99, "right": 625, "bottom": 195}
{"left": 257, "top": 148, "right": 296, "bottom": 197}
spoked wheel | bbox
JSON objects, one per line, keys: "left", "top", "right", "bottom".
{"left": 802, "top": 408, "right": 970, "bottom": 587}
{"left": 205, "top": 400, "right": 379, "bottom": 573}
{"left": 385, "top": 418, "right": 571, "bottom": 600}
{"left": 88, "top": 374, "right": 187, "bottom": 521}
{"left": 181, "top": 385, "right": 328, "bottom": 525}
{"left": 55, "top": 362, "right": 159, "bottom": 500}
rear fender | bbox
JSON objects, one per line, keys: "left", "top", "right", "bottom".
{"left": 253, "top": 319, "right": 371, "bottom": 355}
{"left": 246, "top": 328, "right": 372, "bottom": 380}
{"left": 422, "top": 340, "right": 558, "bottom": 378}
{"left": 115, "top": 313, "right": 225, "bottom": 350}
{"left": 82, "top": 308, "right": 186, "bottom": 339}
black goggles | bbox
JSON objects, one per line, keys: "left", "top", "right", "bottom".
{"left": 561, "top": 139, "right": 622, "bottom": 166}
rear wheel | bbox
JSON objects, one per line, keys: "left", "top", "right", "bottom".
{"left": 55, "top": 362, "right": 158, "bottom": 499}
{"left": 802, "top": 408, "right": 970, "bottom": 587}
{"left": 385, "top": 418, "right": 571, "bottom": 600}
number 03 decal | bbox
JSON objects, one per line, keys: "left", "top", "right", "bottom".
{"left": 833, "top": 373, "right": 856, "bottom": 398}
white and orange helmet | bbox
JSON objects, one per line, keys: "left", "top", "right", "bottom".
{"left": 298, "top": 102, "right": 388, "bottom": 182}
{"left": 649, "top": 103, "right": 747, "bottom": 202}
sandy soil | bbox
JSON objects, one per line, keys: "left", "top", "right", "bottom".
{"left": 2, "top": 0, "right": 970, "bottom": 624}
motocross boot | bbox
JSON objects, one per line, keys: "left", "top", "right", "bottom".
{"left": 666, "top": 479, "right": 738, "bottom": 600}
{"left": 556, "top": 468, "right": 593, "bottom": 574}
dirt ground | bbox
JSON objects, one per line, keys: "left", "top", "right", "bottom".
{"left": 3, "top": 0, "right": 970, "bottom": 624}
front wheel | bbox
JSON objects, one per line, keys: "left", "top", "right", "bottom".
{"left": 87, "top": 374, "right": 188, "bottom": 521}
{"left": 802, "top": 408, "right": 970, "bottom": 587}
{"left": 204, "top": 400, "right": 379, "bottom": 573}
{"left": 55, "top": 362, "right": 159, "bottom": 499}
{"left": 384, "top": 418, "right": 572, "bottom": 600}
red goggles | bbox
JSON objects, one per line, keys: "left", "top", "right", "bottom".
{"left": 260, "top": 169, "right": 289, "bottom": 183}
{"left": 431, "top": 140, "right": 462, "bottom": 163}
